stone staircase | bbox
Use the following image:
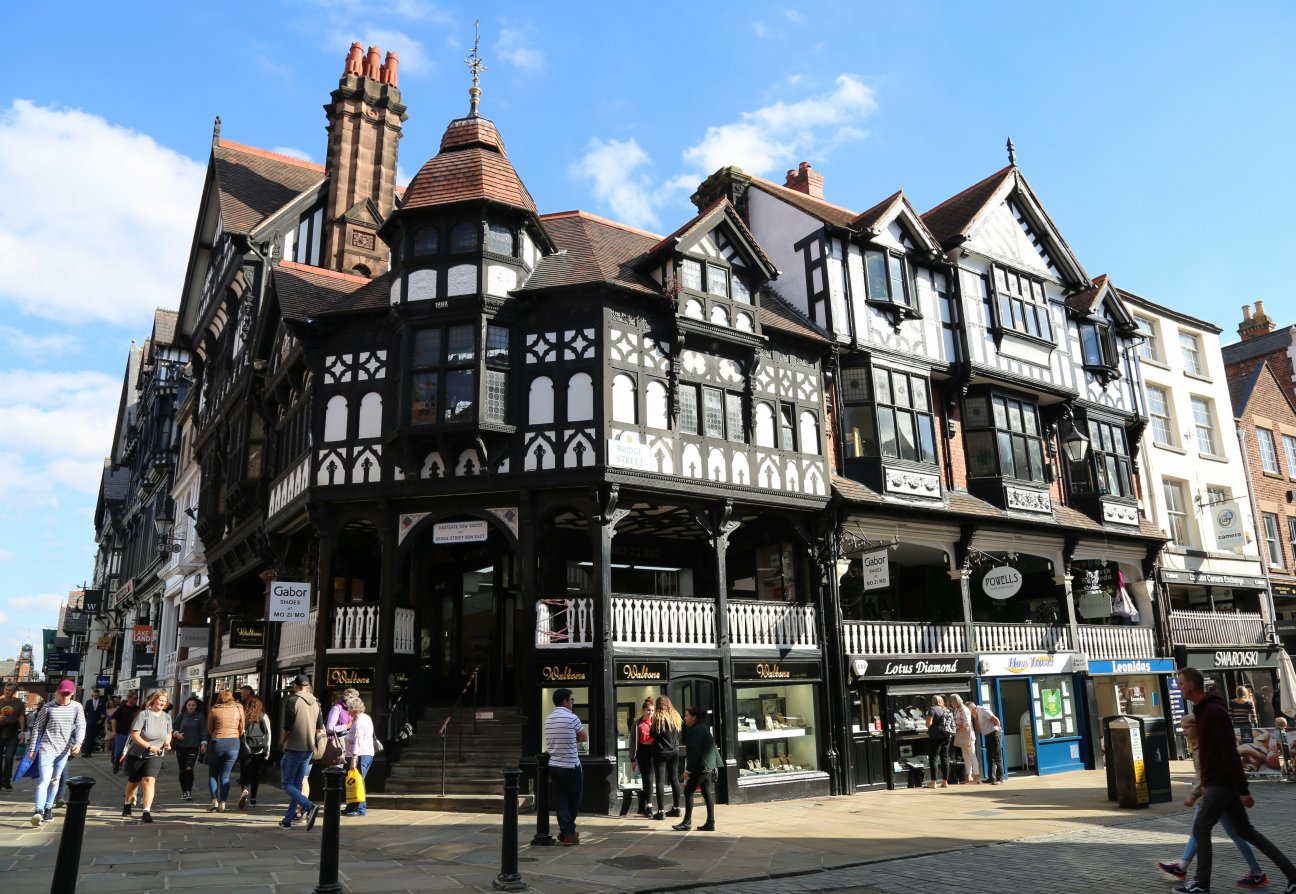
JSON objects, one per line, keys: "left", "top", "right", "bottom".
{"left": 370, "top": 706, "right": 531, "bottom": 812}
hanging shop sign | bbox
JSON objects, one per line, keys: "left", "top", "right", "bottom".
{"left": 230, "top": 621, "right": 265, "bottom": 649}
{"left": 732, "top": 660, "right": 819, "bottom": 682}
{"left": 132, "top": 643, "right": 155, "bottom": 675}
{"left": 80, "top": 588, "right": 104, "bottom": 615}
{"left": 540, "top": 663, "right": 590, "bottom": 685}
{"left": 1086, "top": 659, "right": 1177, "bottom": 676}
{"left": 132, "top": 624, "right": 154, "bottom": 645}
{"left": 432, "top": 520, "right": 490, "bottom": 544}
{"left": 45, "top": 653, "right": 81, "bottom": 673}
{"left": 979, "top": 652, "right": 1078, "bottom": 677}
{"left": 326, "top": 666, "right": 375, "bottom": 688}
{"left": 185, "top": 663, "right": 206, "bottom": 682}
{"left": 96, "top": 635, "right": 114, "bottom": 651}
{"left": 1211, "top": 500, "right": 1246, "bottom": 551}
{"left": 616, "top": 662, "right": 668, "bottom": 683}
{"left": 982, "top": 566, "right": 1023, "bottom": 600}
{"left": 95, "top": 675, "right": 112, "bottom": 689}
{"left": 268, "top": 581, "right": 311, "bottom": 621}
{"left": 851, "top": 656, "right": 976, "bottom": 679}
{"left": 1160, "top": 569, "right": 1268, "bottom": 589}
{"left": 1272, "top": 583, "right": 1296, "bottom": 600}
{"left": 861, "top": 549, "right": 890, "bottom": 591}
{"left": 177, "top": 625, "right": 208, "bottom": 650}
{"left": 118, "top": 677, "right": 142, "bottom": 692}
{"left": 62, "top": 609, "right": 90, "bottom": 634}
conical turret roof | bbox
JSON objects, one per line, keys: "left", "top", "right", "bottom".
{"left": 401, "top": 115, "right": 537, "bottom": 214}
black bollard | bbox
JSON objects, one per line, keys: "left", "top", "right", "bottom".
{"left": 492, "top": 768, "right": 526, "bottom": 891}
{"left": 50, "top": 776, "right": 96, "bottom": 894}
{"left": 530, "top": 752, "right": 555, "bottom": 846}
{"left": 313, "top": 765, "right": 346, "bottom": 894}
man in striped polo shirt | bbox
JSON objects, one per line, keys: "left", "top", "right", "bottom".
{"left": 544, "top": 688, "right": 587, "bottom": 845}
{"left": 28, "top": 679, "right": 85, "bottom": 826}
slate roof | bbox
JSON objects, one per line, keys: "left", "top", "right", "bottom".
{"left": 1227, "top": 360, "right": 1267, "bottom": 416}
{"left": 401, "top": 116, "right": 538, "bottom": 214}
{"left": 921, "top": 165, "right": 1014, "bottom": 247}
{"left": 832, "top": 475, "right": 1165, "bottom": 541}
{"left": 1221, "top": 326, "right": 1296, "bottom": 365}
{"left": 101, "top": 464, "right": 130, "bottom": 503}
{"left": 213, "top": 141, "right": 326, "bottom": 234}
{"left": 521, "top": 211, "right": 661, "bottom": 296}
{"left": 273, "top": 261, "right": 390, "bottom": 321}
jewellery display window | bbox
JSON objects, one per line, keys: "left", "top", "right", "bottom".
{"left": 735, "top": 683, "right": 818, "bottom": 779}
{"left": 886, "top": 683, "right": 974, "bottom": 779}
{"left": 540, "top": 685, "right": 590, "bottom": 754}
{"left": 616, "top": 684, "right": 663, "bottom": 788}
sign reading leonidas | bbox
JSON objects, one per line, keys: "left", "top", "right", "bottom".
{"left": 269, "top": 580, "right": 311, "bottom": 622}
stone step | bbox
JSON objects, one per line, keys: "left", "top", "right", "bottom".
{"left": 367, "top": 791, "right": 534, "bottom": 813}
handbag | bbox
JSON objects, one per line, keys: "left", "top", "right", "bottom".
{"left": 321, "top": 733, "right": 345, "bottom": 767}
{"left": 374, "top": 737, "right": 384, "bottom": 754}
{"left": 312, "top": 728, "right": 329, "bottom": 761}
{"left": 13, "top": 708, "right": 49, "bottom": 783}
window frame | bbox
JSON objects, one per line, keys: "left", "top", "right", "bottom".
{"left": 482, "top": 323, "right": 510, "bottom": 424}
{"left": 1146, "top": 384, "right": 1175, "bottom": 447}
{"left": 409, "top": 322, "right": 481, "bottom": 426}
{"left": 677, "top": 254, "right": 753, "bottom": 307}
{"left": 962, "top": 390, "right": 1046, "bottom": 484}
{"left": 1179, "top": 331, "right": 1206, "bottom": 377}
{"left": 862, "top": 247, "right": 921, "bottom": 317}
{"left": 1134, "top": 315, "right": 1161, "bottom": 363}
{"left": 1162, "top": 479, "right": 1195, "bottom": 548}
{"left": 990, "top": 264, "right": 1053, "bottom": 344}
{"left": 1262, "top": 513, "right": 1284, "bottom": 567}
{"left": 1284, "top": 435, "right": 1296, "bottom": 479}
{"left": 1258, "top": 428, "right": 1281, "bottom": 474}
{"left": 1079, "top": 318, "right": 1120, "bottom": 378}
{"left": 691, "top": 384, "right": 748, "bottom": 443}
{"left": 840, "top": 365, "right": 937, "bottom": 466}
{"left": 1190, "top": 396, "right": 1219, "bottom": 456}
{"left": 1087, "top": 418, "right": 1135, "bottom": 498}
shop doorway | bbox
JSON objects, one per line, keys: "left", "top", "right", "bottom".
{"left": 670, "top": 675, "right": 723, "bottom": 800}
{"left": 995, "top": 678, "right": 1032, "bottom": 773}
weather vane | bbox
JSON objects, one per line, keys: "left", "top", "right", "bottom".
{"left": 465, "top": 19, "right": 487, "bottom": 117}
{"left": 1006, "top": 137, "right": 1016, "bottom": 166}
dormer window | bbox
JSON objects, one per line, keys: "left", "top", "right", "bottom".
{"left": 864, "top": 249, "right": 915, "bottom": 311}
{"left": 450, "top": 222, "right": 479, "bottom": 253}
{"left": 1079, "top": 318, "right": 1120, "bottom": 383}
{"left": 991, "top": 265, "right": 1053, "bottom": 342}
{"left": 679, "top": 256, "right": 751, "bottom": 305}
{"left": 414, "top": 226, "right": 439, "bottom": 256}
{"left": 682, "top": 259, "right": 703, "bottom": 291}
{"left": 708, "top": 265, "right": 729, "bottom": 297}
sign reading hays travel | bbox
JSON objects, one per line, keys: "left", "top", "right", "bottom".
{"left": 980, "top": 653, "right": 1077, "bottom": 677}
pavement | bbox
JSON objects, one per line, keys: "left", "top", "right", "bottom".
{"left": 6, "top": 754, "right": 1296, "bottom": 894}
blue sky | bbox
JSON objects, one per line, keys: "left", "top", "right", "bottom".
{"left": 2, "top": 1, "right": 1293, "bottom": 669}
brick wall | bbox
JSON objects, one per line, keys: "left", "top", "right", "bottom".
{"left": 1236, "top": 362, "right": 1296, "bottom": 571}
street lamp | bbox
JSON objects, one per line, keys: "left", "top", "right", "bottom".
{"left": 1061, "top": 418, "right": 1091, "bottom": 463}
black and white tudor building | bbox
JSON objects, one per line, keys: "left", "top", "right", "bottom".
{"left": 82, "top": 45, "right": 1284, "bottom": 808}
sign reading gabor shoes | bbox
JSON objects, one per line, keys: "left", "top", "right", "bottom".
{"left": 269, "top": 580, "right": 311, "bottom": 621}
{"left": 982, "top": 566, "right": 1022, "bottom": 600}
{"left": 861, "top": 549, "right": 890, "bottom": 591}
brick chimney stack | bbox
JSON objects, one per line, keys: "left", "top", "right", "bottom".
{"left": 321, "top": 42, "right": 408, "bottom": 278}
{"left": 1239, "top": 301, "right": 1275, "bottom": 340}
{"left": 784, "top": 161, "right": 825, "bottom": 199}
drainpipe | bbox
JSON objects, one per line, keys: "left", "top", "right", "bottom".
{"left": 1236, "top": 422, "right": 1280, "bottom": 644}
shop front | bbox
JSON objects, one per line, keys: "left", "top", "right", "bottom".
{"left": 1176, "top": 645, "right": 1284, "bottom": 719}
{"left": 979, "top": 652, "right": 1087, "bottom": 776}
{"left": 1084, "top": 658, "right": 1181, "bottom": 759}
{"left": 848, "top": 654, "right": 977, "bottom": 790}
{"left": 729, "top": 659, "right": 828, "bottom": 801}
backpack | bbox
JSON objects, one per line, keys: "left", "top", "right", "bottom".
{"left": 243, "top": 717, "right": 269, "bottom": 755}
{"left": 940, "top": 708, "right": 956, "bottom": 737}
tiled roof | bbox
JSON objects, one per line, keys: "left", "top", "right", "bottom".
{"left": 641, "top": 196, "right": 777, "bottom": 277}
{"left": 759, "top": 290, "right": 830, "bottom": 343}
{"left": 152, "top": 308, "right": 179, "bottom": 345}
{"left": 922, "top": 165, "right": 1014, "bottom": 247}
{"left": 832, "top": 476, "right": 1165, "bottom": 541}
{"left": 213, "top": 141, "right": 326, "bottom": 234}
{"left": 1222, "top": 326, "right": 1296, "bottom": 365}
{"left": 1065, "top": 274, "right": 1108, "bottom": 314}
{"left": 521, "top": 212, "right": 661, "bottom": 296}
{"left": 401, "top": 116, "right": 537, "bottom": 214}
{"left": 853, "top": 190, "right": 904, "bottom": 231}
{"left": 273, "top": 261, "right": 389, "bottom": 322}
{"left": 101, "top": 465, "right": 130, "bottom": 503}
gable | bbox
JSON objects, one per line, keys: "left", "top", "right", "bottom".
{"left": 681, "top": 223, "right": 755, "bottom": 270}
{"left": 972, "top": 198, "right": 1059, "bottom": 278}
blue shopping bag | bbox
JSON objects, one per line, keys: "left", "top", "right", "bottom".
{"left": 12, "top": 709, "right": 47, "bottom": 784}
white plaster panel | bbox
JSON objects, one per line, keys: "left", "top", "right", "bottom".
{"left": 486, "top": 264, "right": 518, "bottom": 297}
{"left": 390, "top": 278, "right": 403, "bottom": 305}
{"left": 528, "top": 376, "right": 555, "bottom": 424}
{"left": 357, "top": 392, "right": 382, "bottom": 438}
{"left": 407, "top": 268, "right": 437, "bottom": 302}
{"left": 446, "top": 264, "right": 477, "bottom": 296}
{"left": 567, "top": 373, "right": 594, "bottom": 421}
{"left": 323, "top": 395, "right": 348, "bottom": 442}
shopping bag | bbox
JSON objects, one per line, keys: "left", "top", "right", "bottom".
{"left": 12, "top": 747, "right": 40, "bottom": 784}
{"left": 345, "top": 767, "right": 366, "bottom": 804}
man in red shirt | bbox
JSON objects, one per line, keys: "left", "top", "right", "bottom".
{"left": 1174, "top": 667, "right": 1296, "bottom": 894}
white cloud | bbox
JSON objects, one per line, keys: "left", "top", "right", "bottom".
{"left": 682, "top": 74, "right": 877, "bottom": 176}
{"left": 0, "top": 325, "right": 77, "bottom": 358}
{"left": 0, "top": 549, "right": 13, "bottom": 561}
{"left": 0, "top": 101, "right": 204, "bottom": 326}
{"left": 7, "top": 593, "right": 65, "bottom": 611}
{"left": 753, "top": 21, "right": 770, "bottom": 38}
{"left": 784, "top": 9, "right": 806, "bottom": 24}
{"left": 571, "top": 137, "right": 675, "bottom": 231}
{"left": 270, "top": 146, "right": 314, "bottom": 162}
{"left": 496, "top": 29, "right": 545, "bottom": 73}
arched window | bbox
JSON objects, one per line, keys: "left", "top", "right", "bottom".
{"left": 612, "top": 374, "right": 637, "bottom": 424}
{"left": 709, "top": 305, "right": 730, "bottom": 327}
{"left": 528, "top": 376, "right": 555, "bottom": 425}
{"left": 799, "top": 410, "right": 819, "bottom": 455}
{"left": 567, "top": 373, "right": 594, "bottom": 421}
{"left": 754, "top": 402, "right": 776, "bottom": 448}
{"left": 358, "top": 392, "right": 383, "bottom": 438}
{"left": 324, "top": 395, "right": 348, "bottom": 442}
{"left": 646, "top": 381, "right": 669, "bottom": 429}
{"left": 450, "top": 222, "right": 479, "bottom": 253}
{"left": 487, "top": 223, "right": 514, "bottom": 255}
{"left": 413, "top": 227, "right": 438, "bottom": 256}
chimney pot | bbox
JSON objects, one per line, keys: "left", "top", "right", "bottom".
{"left": 784, "top": 160, "right": 825, "bottom": 199}
{"left": 364, "top": 45, "right": 382, "bottom": 80}
{"left": 1243, "top": 304, "right": 1253, "bottom": 320}
{"left": 344, "top": 42, "right": 364, "bottom": 77}
{"left": 799, "top": 161, "right": 811, "bottom": 173}
{"left": 1256, "top": 300, "right": 1266, "bottom": 316}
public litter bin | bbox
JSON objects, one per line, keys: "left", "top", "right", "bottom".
{"left": 1134, "top": 714, "right": 1173, "bottom": 804}
{"left": 1105, "top": 716, "right": 1149, "bottom": 809}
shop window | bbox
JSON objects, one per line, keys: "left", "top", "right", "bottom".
{"left": 884, "top": 684, "right": 974, "bottom": 785}
{"left": 735, "top": 685, "right": 819, "bottom": 779}
{"left": 991, "top": 265, "right": 1052, "bottom": 342}
{"left": 616, "top": 685, "right": 666, "bottom": 791}
{"left": 962, "top": 392, "right": 1045, "bottom": 483}
{"left": 539, "top": 686, "right": 590, "bottom": 753}
{"left": 1033, "top": 675, "right": 1077, "bottom": 740}
{"left": 413, "top": 226, "right": 438, "bottom": 256}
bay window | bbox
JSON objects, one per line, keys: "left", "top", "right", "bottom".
{"left": 964, "top": 392, "right": 1045, "bottom": 483}
{"left": 841, "top": 366, "right": 936, "bottom": 465}
{"left": 992, "top": 265, "right": 1053, "bottom": 341}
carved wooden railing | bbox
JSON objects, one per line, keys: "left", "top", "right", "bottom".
{"left": 1076, "top": 624, "right": 1156, "bottom": 661}
{"left": 1168, "top": 610, "right": 1267, "bottom": 646}
{"left": 728, "top": 600, "right": 817, "bottom": 648}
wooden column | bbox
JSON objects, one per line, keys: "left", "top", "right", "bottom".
{"left": 588, "top": 485, "right": 628, "bottom": 813}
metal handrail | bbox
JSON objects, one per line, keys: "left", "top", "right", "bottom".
{"left": 437, "top": 665, "right": 481, "bottom": 797}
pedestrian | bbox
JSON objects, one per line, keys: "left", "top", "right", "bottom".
{"left": 323, "top": 687, "right": 357, "bottom": 770}
{"left": 111, "top": 692, "right": 140, "bottom": 773}
{"left": 949, "top": 693, "right": 978, "bottom": 784}
{"left": 1258, "top": 686, "right": 1276, "bottom": 728}
{"left": 237, "top": 696, "right": 271, "bottom": 809}
{"left": 652, "top": 695, "right": 683, "bottom": 819}
{"left": 1231, "top": 685, "right": 1258, "bottom": 733}
{"left": 341, "top": 696, "right": 375, "bottom": 817}
{"left": 83, "top": 689, "right": 105, "bottom": 757}
{"left": 102, "top": 696, "right": 119, "bottom": 755}
{"left": 628, "top": 697, "right": 656, "bottom": 818}
{"left": 237, "top": 685, "right": 256, "bottom": 705}
{"left": 279, "top": 674, "right": 324, "bottom": 830}
{"left": 1171, "top": 666, "right": 1296, "bottom": 894}
{"left": 172, "top": 696, "right": 205, "bottom": 801}
{"left": 1158, "top": 713, "right": 1269, "bottom": 888}
{"left": 27, "top": 679, "right": 84, "bottom": 827}
{"left": 0, "top": 682, "right": 25, "bottom": 789}
{"left": 671, "top": 706, "right": 720, "bottom": 832}
{"left": 924, "top": 694, "right": 952, "bottom": 788}
{"left": 544, "top": 687, "right": 587, "bottom": 846}
{"left": 123, "top": 690, "right": 172, "bottom": 823}
{"left": 969, "top": 699, "right": 1004, "bottom": 784}
{"left": 205, "top": 689, "right": 245, "bottom": 812}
